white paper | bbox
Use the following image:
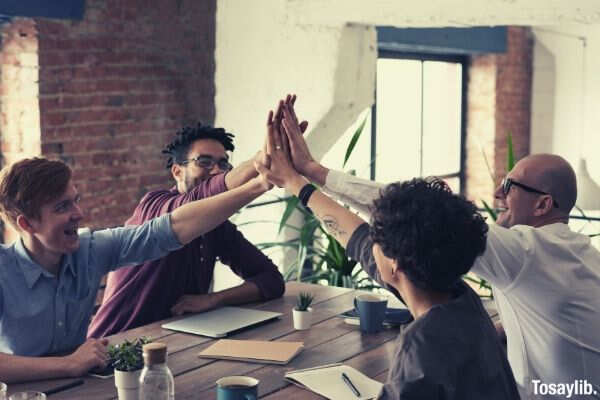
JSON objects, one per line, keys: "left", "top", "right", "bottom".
{"left": 285, "top": 364, "right": 383, "bottom": 400}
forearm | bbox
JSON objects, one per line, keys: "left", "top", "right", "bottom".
{"left": 302, "top": 161, "right": 329, "bottom": 187}
{"left": 286, "top": 175, "right": 365, "bottom": 248}
{"left": 171, "top": 177, "right": 266, "bottom": 244}
{"left": 224, "top": 158, "right": 259, "bottom": 190}
{"left": 212, "top": 281, "right": 263, "bottom": 307}
{"left": 0, "top": 353, "right": 73, "bottom": 383}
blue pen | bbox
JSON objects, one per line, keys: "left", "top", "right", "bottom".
{"left": 342, "top": 372, "right": 361, "bottom": 397}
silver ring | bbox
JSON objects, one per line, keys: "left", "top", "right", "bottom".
{"left": 275, "top": 145, "right": 282, "bottom": 150}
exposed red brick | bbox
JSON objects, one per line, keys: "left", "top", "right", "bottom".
{"left": 0, "top": 0, "right": 215, "bottom": 240}
{"left": 465, "top": 27, "right": 533, "bottom": 207}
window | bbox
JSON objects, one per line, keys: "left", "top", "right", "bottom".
{"left": 372, "top": 52, "right": 467, "bottom": 193}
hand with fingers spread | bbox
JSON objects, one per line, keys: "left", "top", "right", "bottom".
{"left": 64, "top": 338, "right": 110, "bottom": 377}
{"left": 279, "top": 95, "right": 313, "bottom": 173}
{"left": 255, "top": 108, "right": 305, "bottom": 189}
{"left": 280, "top": 94, "right": 329, "bottom": 185}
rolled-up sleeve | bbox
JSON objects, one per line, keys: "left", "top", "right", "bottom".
{"left": 90, "top": 213, "right": 183, "bottom": 274}
{"left": 216, "top": 221, "right": 285, "bottom": 300}
{"left": 323, "top": 169, "right": 385, "bottom": 217}
{"left": 471, "top": 224, "right": 530, "bottom": 291}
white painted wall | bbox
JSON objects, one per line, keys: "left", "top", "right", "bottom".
{"left": 531, "top": 25, "right": 600, "bottom": 171}
{"left": 531, "top": 25, "right": 600, "bottom": 203}
{"left": 531, "top": 24, "right": 600, "bottom": 246}
{"left": 212, "top": 0, "right": 376, "bottom": 287}
{"left": 287, "top": 0, "right": 600, "bottom": 27}
{"left": 212, "top": 1, "right": 600, "bottom": 288}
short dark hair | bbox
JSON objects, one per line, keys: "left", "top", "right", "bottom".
{"left": 162, "top": 122, "right": 235, "bottom": 169}
{"left": 370, "top": 178, "right": 488, "bottom": 292}
{"left": 0, "top": 158, "right": 72, "bottom": 227}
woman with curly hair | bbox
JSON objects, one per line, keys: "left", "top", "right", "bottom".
{"left": 255, "top": 100, "right": 520, "bottom": 399}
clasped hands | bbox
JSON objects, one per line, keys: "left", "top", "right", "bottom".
{"left": 255, "top": 94, "right": 315, "bottom": 191}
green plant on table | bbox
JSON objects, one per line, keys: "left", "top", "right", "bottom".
{"left": 108, "top": 337, "right": 152, "bottom": 372}
{"left": 295, "top": 291, "right": 314, "bottom": 311}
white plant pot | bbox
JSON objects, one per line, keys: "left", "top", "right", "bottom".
{"left": 114, "top": 369, "right": 141, "bottom": 400}
{"left": 293, "top": 307, "right": 313, "bottom": 330}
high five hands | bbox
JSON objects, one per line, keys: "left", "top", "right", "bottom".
{"left": 255, "top": 95, "right": 311, "bottom": 190}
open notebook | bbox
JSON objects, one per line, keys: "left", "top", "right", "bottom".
{"left": 285, "top": 363, "right": 383, "bottom": 400}
{"left": 198, "top": 339, "right": 304, "bottom": 365}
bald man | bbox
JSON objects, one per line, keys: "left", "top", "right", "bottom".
{"left": 279, "top": 101, "right": 600, "bottom": 400}
{"left": 472, "top": 154, "right": 600, "bottom": 399}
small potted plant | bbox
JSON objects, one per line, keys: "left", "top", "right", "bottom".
{"left": 293, "top": 291, "right": 314, "bottom": 330}
{"left": 109, "top": 337, "right": 152, "bottom": 400}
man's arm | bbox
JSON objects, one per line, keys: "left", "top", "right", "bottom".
{"left": 171, "top": 282, "right": 263, "bottom": 316}
{"left": 0, "top": 338, "right": 108, "bottom": 383}
{"left": 171, "top": 221, "right": 285, "bottom": 315}
{"left": 471, "top": 224, "right": 529, "bottom": 291}
{"left": 170, "top": 176, "right": 269, "bottom": 245}
{"left": 90, "top": 172, "right": 270, "bottom": 276}
{"left": 223, "top": 154, "right": 262, "bottom": 190}
{"left": 216, "top": 222, "right": 285, "bottom": 298}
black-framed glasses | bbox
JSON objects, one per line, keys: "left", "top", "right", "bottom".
{"left": 179, "top": 155, "right": 232, "bottom": 171}
{"left": 501, "top": 178, "right": 559, "bottom": 208}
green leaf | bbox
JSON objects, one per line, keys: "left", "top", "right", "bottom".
{"left": 343, "top": 116, "right": 368, "bottom": 168}
{"left": 296, "top": 244, "right": 308, "bottom": 282}
{"left": 279, "top": 197, "right": 300, "bottom": 234}
{"left": 300, "top": 218, "right": 320, "bottom": 246}
{"left": 283, "top": 260, "right": 299, "bottom": 281}
{"left": 506, "top": 132, "right": 515, "bottom": 172}
{"left": 481, "top": 200, "right": 497, "bottom": 221}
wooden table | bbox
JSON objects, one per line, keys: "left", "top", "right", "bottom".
{"left": 10, "top": 282, "right": 403, "bottom": 399}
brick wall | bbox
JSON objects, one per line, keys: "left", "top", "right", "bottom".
{"left": 465, "top": 26, "right": 533, "bottom": 207}
{"left": 494, "top": 26, "right": 533, "bottom": 186}
{"left": 0, "top": 0, "right": 216, "bottom": 241}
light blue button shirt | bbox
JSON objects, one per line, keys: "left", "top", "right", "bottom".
{"left": 0, "top": 213, "right": 181, "bottom": 356}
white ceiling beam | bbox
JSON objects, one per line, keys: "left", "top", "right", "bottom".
{"left": 286, "top": 0, "right": 600, "bottom": 27}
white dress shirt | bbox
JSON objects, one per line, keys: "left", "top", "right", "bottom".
{"left": 324, "top": 169, "right": 600, "bottom": 399}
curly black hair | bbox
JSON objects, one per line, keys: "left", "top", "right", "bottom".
{"left": 370, "top": 177, "right": 488, "bottom": 292}
{"left": 162, "top": 122, "right": 235, "bottom": 169}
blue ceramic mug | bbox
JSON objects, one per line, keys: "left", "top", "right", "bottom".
{"left": 216, "top": 376, "right": 259, "bottom": 400}
{"left": 354, "top": 294, "right": 388, "bottom": 334}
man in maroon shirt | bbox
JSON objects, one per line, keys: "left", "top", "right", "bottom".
{"left": 88, "top": 123, "right": 286, "bottom": 337}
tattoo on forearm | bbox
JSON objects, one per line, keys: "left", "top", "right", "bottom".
{"left": 320, "top": 214, "right": 346, "bottom": 238}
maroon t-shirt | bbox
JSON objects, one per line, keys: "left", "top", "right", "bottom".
{"left": 88, "top": 174, "right": 284, "bottom": 338}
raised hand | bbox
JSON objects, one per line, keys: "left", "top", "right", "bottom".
{"left": 255, "top": 108, "right": 303, "bottom": 189}
{"left": 281, "top": 95, "right": 318, "bottom": 177}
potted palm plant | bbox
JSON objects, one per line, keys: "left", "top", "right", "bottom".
{"left": 109, "top": 337, "right": 152, "bottom": 400}
{"left": 293, "top": 291, "right": 314, "bottom": 330}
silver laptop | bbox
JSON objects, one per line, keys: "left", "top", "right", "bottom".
{"left": 161, "top": 306, "right": 282, "bottom": 338}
